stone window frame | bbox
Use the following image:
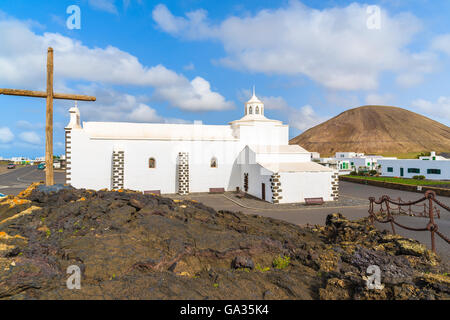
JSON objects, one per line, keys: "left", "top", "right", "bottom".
{"left": 149, "top": 157, "right": 156, "bottom": 169}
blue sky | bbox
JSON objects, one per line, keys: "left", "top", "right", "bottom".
{"left": 0, "top": 0, "right": 449, "bottom": 158}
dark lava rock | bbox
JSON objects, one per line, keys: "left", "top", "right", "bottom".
{"left": 231, "top": 256, "right": 255, "bottom": 270}
{"left": 0, "top": 184, "right": 448, "bottom": 300}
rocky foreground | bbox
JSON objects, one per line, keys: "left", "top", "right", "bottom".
{"left": 0, "top": 184, "right": 448, "bottom": 300}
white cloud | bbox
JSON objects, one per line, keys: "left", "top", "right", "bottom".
{"left": 88, "top": 0, "right": 118, "bottom": 14}
{"left": 411, "top": 97, "right": 450, "bottom": 123}
{"left": 19, "top": 131, "right": 41, "bottom": 144}
{"left": 261, "top": 96, "right": 290, "bottom": 110}
{"left": 0, "top": 127, "right": 14, "bottom": 143}
{"left": 0, "top": 15, "right": 233, "bottom": 112}
{"left": 260, "top": 95, "right": 324, "bottom": 131}
{"left": 153, "top": 2, "right": 435, "bottom": 90}
{"left": 365, "top": 93, "right": 394, "bottom": 105}
{"left": 431, "top": 34, "right": 450, "bottom": 56}
{"left": 290, "top": 105, "right": 325, "bottom": 131}
{"left": 58, "top": 86, "right": 188, "bottom": 124}
{"left": 16, "top": 120, "right": 44, "bottom": 130}
{"left": 183, "top": 62, "right": 195, "bottom": 71}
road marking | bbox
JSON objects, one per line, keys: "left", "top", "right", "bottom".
{"left": 16, "top": 167, "right": 39, "bottom": 183}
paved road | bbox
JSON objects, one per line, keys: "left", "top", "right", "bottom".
{"left": 0, "top": 165, "right": 65, "bottom": 195}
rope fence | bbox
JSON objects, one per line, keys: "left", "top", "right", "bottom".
{"left": 368, "top": 190, "right": 450, "bottom": 253}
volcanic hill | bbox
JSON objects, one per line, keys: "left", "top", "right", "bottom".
{"left": 290, "top": 106, "right": 450, "bottom": 155}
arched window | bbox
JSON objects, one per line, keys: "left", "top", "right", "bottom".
{"left": 249, "top": 106, "right": 252, "bottom": 114}
{"left": 256, "top": 106, "right": 259, "bottom": 114}
{"left": 149, "top": 158, "right": 156, "bottom": 168}
{"left": 210, "top": 157, "right": 218, "bottom": 168}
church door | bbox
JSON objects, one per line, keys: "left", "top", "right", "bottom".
{"left": 261, "top": 183, "right": 266, "bottom": 201}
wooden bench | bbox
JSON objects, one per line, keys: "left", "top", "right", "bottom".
{"left": 144, "top": 190, "right": 161, "bottom": 196}
{"left": 235, "top": 192, "right": 245, "bottom": 199}
{"left": 209, "top": 188, "right": 225, "bottom": 194}
{"left": 304, "top": 197, "right": 324, "bottom": 205}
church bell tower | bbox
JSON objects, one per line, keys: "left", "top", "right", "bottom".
{"left": 245, "top": 86, "right": 264, "bottom": 116}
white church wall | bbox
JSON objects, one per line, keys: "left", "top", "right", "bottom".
{"left": 280, "top": 171, "right": 333, "bottom": 203}
{"left": 69, "top": 130, "right": 113, "bottom": 190}
{"left": 255, "top": 152, "right": 311, "bottom": 164}
{"left": 238, "top": 125, "right": 288, "bottom": 146}
{"left": 239, "top": 147, "right": 274, "bottom": 202}
{"left": 188, "top": 140, "right": 244, "bottom": 192}
{"left": 70, "top": 132, "right": 247, "bottom": 193}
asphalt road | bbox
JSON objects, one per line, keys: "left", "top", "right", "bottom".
{"left": 0, "top": 165, "right": 65, "bottom": 195}
{"left": 1, "top": 167, "right": 449, "bottom": 261}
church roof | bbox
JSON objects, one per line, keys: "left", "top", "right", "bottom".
{"left": 260, "top": 162, "right": 333, "bottom": 173}
{"left": 82, "top": 122, "right": 238, "bottom": 141}
{"left": 247, "top": 93, "right": 262, "bottom": 104}
{"left": 249, "top": 145, "right": 310, "bottom": 154}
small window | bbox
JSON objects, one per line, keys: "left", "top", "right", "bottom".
{"left": 408, "top": 168, "right": 420, "bottom": 174}
{"left": 249, "top": 106, "right": 252, "bottom": 114}
{"left": 256, "top": 106, "right": 259, "bottom": 114}
{"left": 387, "top": 167, "right": 394, "bottom": 173}
{"left": 210, "top": 157, "right": 218, "bottom": 168}
{"left": 427, "top": 169, "right": 441, "bottom": 174}
{"left": 149, "top": 158, "right": 156, "bottom": 169}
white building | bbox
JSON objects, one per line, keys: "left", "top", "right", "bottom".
{"left": 318, "top": 153, "right": 396, "bottom": 175}
{"left": 65, "top": 92, "right": 338, "bottom": 203}
{"left": 379, "top": 152, "right": 450, "bottom": 180}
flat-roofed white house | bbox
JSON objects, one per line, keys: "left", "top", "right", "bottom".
{"left": 65, "top": 92, "right": 338, "bottom": 203}
{"left": 378, "top": 152, "right": 450, "bottom": 180}
{"left": 318, "top": 153, "right": 396, "bottom": 175}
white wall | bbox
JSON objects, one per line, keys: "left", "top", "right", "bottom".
{"left": 238, "top": 124, "right": 288, "bottom": 146}
{"left": 379, "top": 159, "right": 450, "bottom": 180}
{"left": 70, "top": 129, "right": 247, "bottom": 193}
{"left": 280, "top": 171, "right": 333, "bottom": 203}
{"left": 255, "top": 152, "right": 310, "bottom": 164}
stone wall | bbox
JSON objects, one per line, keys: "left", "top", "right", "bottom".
{"left": 178, "top": 152, "right": 189, "bottom": 195}
{"left": 270, "top": 173, "right": 282, "bottom": 204}
{"left": 112, "top": 151, "right": 125, "bottom": 190}
{"left": 331, "top": 171, "right": 339, "bottom": 201}
{"left": 65, "top": 129, "right": 72, "bottom": 185}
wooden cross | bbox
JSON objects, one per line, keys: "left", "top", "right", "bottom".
{"left": 0, "top": 47, "right": 96, "bottom": 186}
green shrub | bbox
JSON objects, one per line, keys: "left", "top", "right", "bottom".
{"left": 369, "top": 170, "right": 378, "bottom": 176}
{"left": 272, "top": 256, "right": 290, "bottom": 269}
{"left": 255, "top": 264, "right": 271, "bottom": 272}
{"left": 413, "top": 175, "right": 425, "bottom": 180}
{"left": 349, "top": 171, "right": 357, "bottom": 176}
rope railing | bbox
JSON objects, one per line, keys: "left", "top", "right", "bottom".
{"left": 368, "top": 190, "right": 450, "bottom": 253}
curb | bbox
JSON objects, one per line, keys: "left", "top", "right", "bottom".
{"left": 222, "top": 194, "right": 367, "bottom": 212}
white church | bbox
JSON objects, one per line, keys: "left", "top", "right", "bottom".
{"left": 65, "top": 91, "right": 338, "bottom": 204}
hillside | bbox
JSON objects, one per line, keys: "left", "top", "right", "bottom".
{"left": 290, "top": 106, "right": 450, "bottom": 155}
